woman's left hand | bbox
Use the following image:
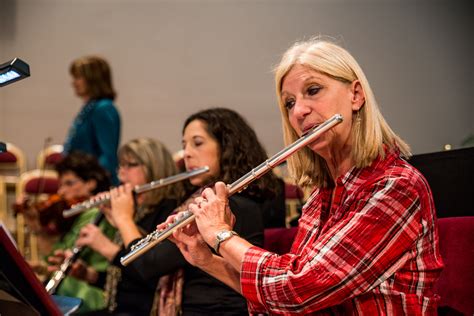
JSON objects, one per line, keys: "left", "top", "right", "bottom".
{"left": 189, "top": 182, "right": 236, "bottom": 246}
{"left": 76, "top": 223, "right": 112, "bottom": 251}
{"left": 158, "top": 214, "right": 215, "bottom": 268}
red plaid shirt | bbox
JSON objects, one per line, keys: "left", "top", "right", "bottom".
{"left": 241, "top": 150, "right": 443, "bottom": 315}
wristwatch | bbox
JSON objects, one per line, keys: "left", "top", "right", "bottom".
{"left": 213, "top": 230, "right": 238, "bottom": 256}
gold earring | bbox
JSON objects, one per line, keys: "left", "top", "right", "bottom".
{"left": 354, "top": 111, "right": 361, "bottom": 124}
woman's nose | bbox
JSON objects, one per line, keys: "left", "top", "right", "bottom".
{"left": 57, "top": 186, "right": 66, "bottom": 196}
{"left": 291, "top": 98, "right": 312, "bottom": 120}
{"left": 183, "top": 144, "right": 192, "bottom": 159}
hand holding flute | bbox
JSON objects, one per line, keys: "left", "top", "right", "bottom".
{"left": 62, "top": 166, "right": 210, "bottom": 218}
{"left": 163, "top": 182, "right": 237, "bottom": 269}
{"left": 186, "top": 184, "right": 235, "bottom": 246}
{"left": 46, "top": 248, "right": 98, "bottom": 285}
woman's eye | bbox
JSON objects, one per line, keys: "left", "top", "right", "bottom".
{"left": 307, "top": 86, "right": 321, "bottom": 96}
{"left": 284, "top": 99, "right": 295, "bottom": 110}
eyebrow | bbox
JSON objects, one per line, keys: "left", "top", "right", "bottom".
{"left": 281, "top": 75, "right": 323, "bottom": 96}
{"left": 182, "top": 135, "right": 205, "bottom": 144}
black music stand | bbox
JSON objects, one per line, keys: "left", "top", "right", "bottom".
{"left": 0, "top": 225, "right": 80, "bottom": 315}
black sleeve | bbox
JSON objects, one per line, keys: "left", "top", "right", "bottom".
{"left": 113, "top": 238, "right": 188, "bottom": 286}
{"left": 91, "top": 270, "right": 107, "bottom": 289}
{"left": 109, "top": 199, "right": 189, "bottom": 286}
{"left": 110, "top": 196, "right": 263, "bottom": 287}
{"left": 260, "top": 177, "right": 287, "bottom": 228}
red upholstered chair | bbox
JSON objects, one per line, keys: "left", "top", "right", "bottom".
{"left": 0, "top": 143, "right": 27, "bottom": 248}
{"left": 17, "top": 170, "right": 59, "bottom": 197}
{"left": 0, "top": 176, "right": 6, "bottom": 223}
{"left": 15, "top": 170, "right": 59, "bottom": 261}
{"left": 435, "top": 217, "right": 474, "bottom": 315}
{"left": 264, "top": 227, "right": 298, "bottom": 255}
{"left": 0, "top": 142, "right": 27, "bottom": 187}
{"left": 36, "top": 144, "right": 64, "bottom": 170}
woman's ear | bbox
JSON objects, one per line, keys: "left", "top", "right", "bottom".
{"left": 350, "top": 80, "right": 365, "bottom": 111}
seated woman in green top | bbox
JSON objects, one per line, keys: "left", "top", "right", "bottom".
{"left": 46, "top": 152, "right": 115, "bottom": 312}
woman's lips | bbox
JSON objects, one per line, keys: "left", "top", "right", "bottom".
{"left": 302, "top": 123, "right": 321, "bottom": 136}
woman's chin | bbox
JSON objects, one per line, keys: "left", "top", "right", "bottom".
{"left": 190, "top": 178, "right": 204, "bottom": 187}
{"left": 308, "top": 139, "right": 328, "bottom": 153}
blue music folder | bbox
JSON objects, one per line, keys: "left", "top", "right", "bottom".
{"left": 51, "top": 295, "right": 82, "bottom": 315}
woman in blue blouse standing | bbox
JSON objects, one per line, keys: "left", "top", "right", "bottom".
{"left": 64, "top": 56, "right": 121, "bottom": 185}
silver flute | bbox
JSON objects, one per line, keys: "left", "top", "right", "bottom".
{"left": 46, "top": 167, "right": 209, "bottom": 294}
{"left": 120, "top": 114, "right": 343, "bottom": 266}
{"left": 62, "top": 166, "right": 210, "bottom": 218}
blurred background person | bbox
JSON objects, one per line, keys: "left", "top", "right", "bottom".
{"left": 64, "top": 55, "right": 121, "bottom": 185}
{"left": 45, "top": 152, "right": 115, "bottom": 313}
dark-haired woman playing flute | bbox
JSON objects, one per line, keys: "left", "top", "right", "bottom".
{"left": 115, "top": 108, "right": 278, "bottom": 315}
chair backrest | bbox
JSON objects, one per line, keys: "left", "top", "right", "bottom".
{"left": 16, "top": 169, "right": 59, "bottom": 197}
{"left": 36, "top": 144, "right": 64, "bottom": 170}
{"left": 15, "top": 170, "right": 59, "bottom": 260}
{"left": 264, "top": 227, "right": 298, "bottom": 255}
{"left": 435, "top": 216, "right": 474, "bottom": 315}
{"left": 0, "top": 142, "right": 27, "bottom": 185}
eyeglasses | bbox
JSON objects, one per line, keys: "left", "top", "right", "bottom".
{"left": 118, "top": 161, "right": 142, "bottom": 169}
{"left": 60, "top": 179, "right": 80, "bottom": 187}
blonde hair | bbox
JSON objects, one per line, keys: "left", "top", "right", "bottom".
{"left": 118, "top": 138, "right": 184, "bottom": 206}
{"left": 275, "top": 38, "right": 410, "bottom": 188}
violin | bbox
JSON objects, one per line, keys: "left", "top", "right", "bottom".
{"left": 13, "top": 194, "right": 87, "bottom": 236}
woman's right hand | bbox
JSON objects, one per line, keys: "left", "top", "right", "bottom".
{"left": 46, "top": 249, "right": 98, "bottom": 283}
{"left": 69, "top": 259, "right": 99, "bottom": 284}
{"left": 108, "top": 184, "right": 135, "bottom": 228}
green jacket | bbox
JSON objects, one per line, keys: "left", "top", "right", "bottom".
{"left": 50, "top": 208, "right": 115, "bottom": 312}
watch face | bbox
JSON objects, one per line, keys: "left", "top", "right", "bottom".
{"left": 214, "top": 230, "right": 237, "bottom": 255}
{"left": 217, "top": 231, "right": 231, "bottom": 241}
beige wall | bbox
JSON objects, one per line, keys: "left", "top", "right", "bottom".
{"left": 1, "top": 0, "right": 472, "bottom": 169}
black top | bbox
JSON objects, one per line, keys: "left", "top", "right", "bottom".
{"left": 125, "top": 194, "right": 264, "bottom": 315}
{"left": 260, "top": 177, "right": 286, "bottom": 228}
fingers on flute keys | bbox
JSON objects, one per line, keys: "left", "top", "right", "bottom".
{"left": 194, "top": 196, "right": 208, "bottom": 208}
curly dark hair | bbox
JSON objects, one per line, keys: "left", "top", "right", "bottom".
{"left": 183, "top": 108, "right": 279, "bottom": 199}
{"left": 55, "top": 151, "right": 111, "bottom": 194}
